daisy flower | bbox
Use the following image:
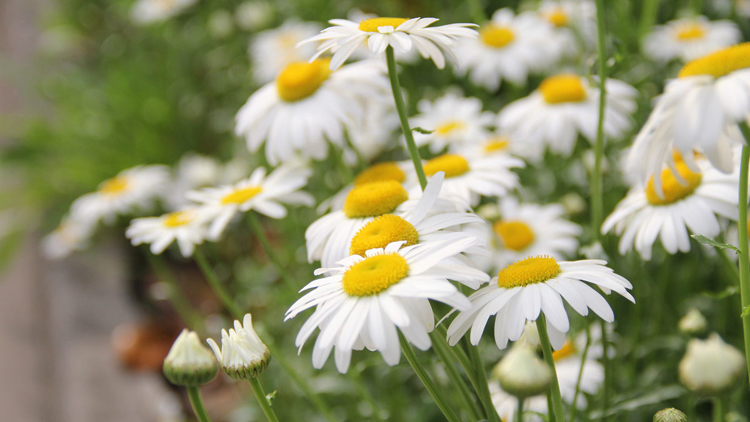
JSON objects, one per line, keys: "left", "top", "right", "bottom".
{"left": 207, "top": 314, "right": 271, "bottom": 380}
{"left": 249, "top": 20, "right": 322, "bottom": 84}
{"left": 342, "top": 9, "right": 420, "bottom": 64}
{"left": 456, "top": 132, "right": 545, "bottom": 164}
{"left": 41, "top": 216, "right": 95, "bottom": 260}
{"left": 499, "top": 74, "right": 638, "bottom": 157}
{"left": 317, "top": 161, "right": 411, "bottom": 214}
{"left": 406, "top": 152, "right": 524, "bottom": 207}
{"left": 627, "top": 43, "right": 750, "bottom": 183}
{"left": 131, "top": 0, "right": 198, "bottom": 24}
{"left": 536, "top": 0, "right": 596, "bottom": 56}
{"left": 643, "top": 17, "right": 740, "bottom": 63}
{"left": 70, "top": 165, "right": 170, "bottom": 226}
{"left": 187, "top": 164, "right": 313, "bottom": 240}
{"left": 235, "top": 59, "right": 389, "bottom": 165}
{"left": 165, "top": 153, "right": 249, "bottom": 210}
{"left": 602, "top": 153, "right": 740, "bottom": 260}
{"left": 447, "top": 256, "right": 634, "bottom": 350}
{"left": 343, "top": 100, "right": 400, "bottom": 166}
{"left": 455, "top": 9, "right": 558, "bottom": 90}
{"left": 126, "top": 207, "right": 211, "bottom": 257}
{"left": 410, "top": 91, "right": 494, "bottom": 153}
{"left": 299, "top": 17, "right": 478, "bottom": 70}
{"left": 285, "top": 239, "right": 480, "bottom": 373}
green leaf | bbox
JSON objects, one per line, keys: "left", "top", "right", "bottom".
{"left": 702, "top": 285, "right": 738, "bottom": 300}
{"left": 690, "top": 234, "right": 740, "bottom": 254}
{"left": 742, "top": 305, "right": 750, "bottom": 318}
{"left": 591, "top": 385, "right": 686, "bottom": 419}
{"left": 412, "top": 127, "right": 434, "bottom": 134}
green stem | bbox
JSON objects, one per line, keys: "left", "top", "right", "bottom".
{"left": 591, "top": 0, "right": 608, "bottom": 240}
{"left": 385, "top": 46, "right": 428, "bottom": 190}
{"left": 568, "top": 324, "right": 592, "bottom": 421}
{"left": 536, "top": 317, "right": 565, "bottom": 422}
{"left": 516, "top": 397, "right": 524, "bottom": 422}
{"left": 600, "top": 319, "right": 611, "bottom": 416}
{"left": 737, "top": 129, "right": 750, "bottom": 386}
{"left": 246, "top": 212, "right": 297, "bottom": 291}
{"left": 194, "top": 249, "right": 244, "bottom": 319}
{"left": 712, "top": 395, "right": 726, "bottom": 422}
{"left": 430, "top": 332, "right": 484, "bottom": 420}
{"left": 248, "top": 377, "right": 280, "bottom": 422}
{"left": 465, "top": 337, "right": 503, "bottom": 422}
{"left": 187, "top": 386, "right": 213, "bottom": 422}
{"left": 146, "top": 253, "right": 204, "bottom": 333}
{"left": 399, "top": 334, "right": 462, "bottom": 422}
{"left": 638, "top": 0, "right": 659, "bottom": 40}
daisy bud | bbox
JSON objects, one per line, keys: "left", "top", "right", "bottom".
{"left": 653, "top": 408, "right": 687, "bottom": 422}
{"left": 163, "top": 330, "right": 219, "bottom": 387}
{"left": 492, "top": 344, "right": 552, "bottom": 398}
{"left": 207, "top": 314, "right": 271, "bottom": 380}
{"left": 678, "top": 308, "right": 707, "bottom": 336}
{"left": 679, "top": 333, "right": 745, "bottom": 396}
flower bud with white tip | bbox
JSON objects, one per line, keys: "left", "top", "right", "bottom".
{"left": 678, "top": 308, "right": 707, "bottom": 336}
{"left": 492, "top": 343, "right": 552, "bottom": 398}
{"left": 163, "top": 329, "right": 219, "bottom": 387}
{"left": 679, "top": 333, "right": 745, "bottom": 396}
{"left": 653, "top": 408, "right": 687, "bottom": 422}
{"left": 207, "top": 314, "right": 271, "bottom": 380}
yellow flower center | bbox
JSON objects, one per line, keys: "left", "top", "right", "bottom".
{"left": 539, "top": 74, "right": 587, "bottom": 104}
{"left": 645, "top": 159, "right": 702, "bottom": 206}
{"left": 552, "top": 340, "right": 576, "bottom": 362}
{"left": 679, "top": 42, "right": 750, "bottom": 78}
{"left": 436, "top": 120, "right": 466, "bottom": 136}
{"left": 99, "top": 176, "right": 129, "bottom": 196}
{"left": 424, "top": 154, "right": 470, "bottom": 178}
{"left": 493, "top": 220, "right": 535, "bottom": 251}
{"left": 163, "top": 211, "right": 193, "bottom": 227}
{"left": 675, "top": 23, "right": 706, "bottom": 41}
{"left": 342, "top": 253, "right": 409, "bottom": 296}
{"left": 349, "top": 214, "right": 419, "bottom": 256}
{"left": 276, "top": 59, "right": 332, "bottom": 102}
{"left": 547, "top": 9, "right": 569, "bottom": 27}
{"left": 343, "top": 181, "right": 409, "bottom": 218}
{"left": 480, "top": 24, "right": 515, "bottom": 48}
{"left": 222, "top": 186, "right": 262, "bottom": 205}
{"left": 483, "top": 137, "right": 510, "bottom": 153}
{"left": 496, "top": 256, "right": 561, "bottom": 289}
{"left": 354, "top": 162, "right": 406, "bottom": 187}
{"left": 358, "top": 17, "right": 408, "bottom": 33}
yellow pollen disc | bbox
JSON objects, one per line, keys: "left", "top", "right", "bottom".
{"left": 342, "top": 253, "right": 409, "bottom": 296}
{"left": 354, "top": 162, "right": 406, "bottom": 187}
{"left": 483, "top": 138, "right": 510, "bottom": 153}
{"left": 349, "top": 214, "right": 419, "bottom": 256}
{"left": 99, "top": 176, "right": 129, "bottom": 196}
{"left": 679, "top": 42, "right": 750, "bottom": 78}
{"left": 493, "top": 220, "right": 535, "bottom": 251}
{"left": 276, "top": 59, "right": 332, "bottom": 102}
{"left": 547, "top": 9, "right": 569, "bottom": 27}
{"left": 645, "top": 157, "right": 702, "bottom": 206}
{"left": 496, "top": 256, "right": 561, "bottom": 289}
{"left": 222, "top": 186, "right": 262, "bottom": 205}
{"left": 436, "top": 120, "right": 467, "bottom": 136}
{"left": 358, "top": 17, "right": 408, "bottom": 32}
{"left": 480, "top": 24, "right": 515, "bottom": 48}
{"left": 163, "top": 211, "right": 193, "bottom": 228}
{"left": 424, "top": 154, "right": 470, "bottom": 178}
{"left": 675, "top": 23, "right": 706, "bottom": 41}
{"left": 539, "top": 74, "right": 587, "bottom": 104}
{"left": 343, "top": 181, "right": 409, "bottom": 218}
{"left": 552, "top": 340, "right": 576, "bottom": 362}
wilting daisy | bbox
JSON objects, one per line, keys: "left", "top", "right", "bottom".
{"left": 126, "top": 207, "right": 211, "bottom": 257}
{"left": 499, "top": 74, "right": 637, "bottom": 157}
{"left": 41, "top": 216, "right": 95, "bottom": 260}
{"left": 602, "top": 153, "right": 740, "bottom": 260}
{"left": 411, "top": 91, "right": 494, "bottom": 153}
{"left": 537, "top": 0, "right": 596, "bottom": 55}
{"left": 300, "top": 17, "right": 478, "bottom": 70}
{"left": 455, "top": 9, "right": 557, "bottom": 90}
{"left": 131, "top": 0, "right": 198, "bottom": 24}
{"left": 447, "top": 256, "right": 634, "bottom": 350}
{"left": 235, "top": 59, "right": 389, "bottom": 165}
{"left": 187, "top": 164, "right": 313, "bottom": 240}
{"left": 249, "top": 20, "right": 322, "bottom": 84}
{"left": 643, "top": 17, "right": 740, "bottom": 63}
{"left": 286, "top": 239, "right": 478, "bottom": 373}
{"left": 627, "top": 43, "right": 750, "bottom": 182}
{"left": 406, "top": 152, "right": 524, "bottom": 207}
{"left": 70, "top": 165, "right": 170, "bottom": 226}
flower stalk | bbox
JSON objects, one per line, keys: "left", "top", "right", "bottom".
{"left": 187, "top": 386, "right": 213, "bottom": 422}
{"left": 535, "top": 316, "right": 565, "bottom": 422}
{"left": 737, "top": 128, "right": 750, "bottom": 386}
{"left": 248, "top": 377, "right": 281, "bottom": 422}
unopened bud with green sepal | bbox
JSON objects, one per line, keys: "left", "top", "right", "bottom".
{"left": 163, "top": 329, "right": 219, "bottom": 386}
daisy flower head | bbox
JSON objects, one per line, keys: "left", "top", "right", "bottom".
{"left": 537, "top": 0, "right": 597, "bottom": 56}
{"left": 249, "top": 20, "right": 322, "bottom": 84}
{"left": 643, "top": 17, "right": 741, "bottom": 63}
{"left": 299, "top": 17, "right": 479, "bottom": 70}
{"left": 342, "top": 9, "right": 421, "bottom": 64}
{"left": 42, "top": 216, "right": 95, "bottom": 260}
{"left": 406, "top": 152, "right": 524, "bottom": 207}
{"left": 343, "top": 100, "right": 400, "bottom": 166}
{"left": 456, "top": 132, "right": 545, "bottom": 164}
{"left": 235, "top": 59, "right": 389, "bottom": 165}
{"left": 603, "top": 152, "right": 740, "bottom": 260}
{"left": 455, "top": 9, "right": 558, "bottom": 91}
{"left": 500, "top": 74, "right": 638, "bottom": 157}
{"left": 447, "top": 256, "right": 634, "bottom": 351}
{"left": 131, "top": 0, "right": 198, "bottom": 25}
{"left": 286, "top": 239, "right": 480, "bottom": 373}
{"left": 318, "top": 161, "right": 412, "bottom": 214}
{"left": 126, "top": 207, "right": 212, "bottom": 257}
{"left": 627, "top": 43, "right": 750, "bottom": 183}
{"left": 410, "top": 91, "right": 494, "bottom": 153}
{"left": 187, "top": 164, "right": 313, "bottom": 240}
{"left": 166, "top": 153, "right": 245, "bottom": 210}
{"left": 70, "top": 165, "right": 170, "bottom": 226}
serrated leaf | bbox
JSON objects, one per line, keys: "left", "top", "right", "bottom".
{"left": 412, "top": 127, "right": 434, "bottom": 134}
{"left": 690, "top": 234, "right": 740, "bottom": 254}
